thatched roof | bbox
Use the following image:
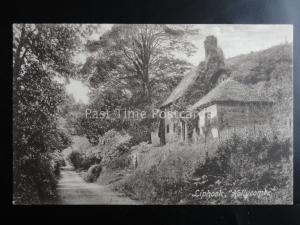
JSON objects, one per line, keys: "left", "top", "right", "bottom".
{"left": 189, "top": 79, "right": 272, "bottom": 110}
{"left": 161, "top": 35, "right": 227, "bottom": 108}
{"left": 161, "top": 66, "right": 200, "bottom": 107}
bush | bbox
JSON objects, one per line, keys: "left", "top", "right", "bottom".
{"left": 194, "top": 134, "right": 291, "bottom": 179}
{"left": 66, "top": 131, "right": 134, "bottom": 171}
{"left": 188, "top": 134, "right": 292, "bottom": 204}
{"left": 67, "top": 150, "right": 100, "bottom": 170}
{"left": 97, "top": 129, "right": 133, "bottom": 166}
{"left": 66, "top": 136, "right": 101, "bottom": 170}
{"left": 107, "top": 154, "right": 132, "bottom": 170}
{"left": 67, "top": 151, "right": 83, "bottom": 169}
{"left": 84, "top": 164, "right": 102, "bottom": 182}
{"left": 49, "top": 150, "right": 66, "bottom": 177}
{"left": 13, "top": 151, "right": 64, "bottom": 204}
{"left": 125, "top": 119, "right": 152, "bottom": 145}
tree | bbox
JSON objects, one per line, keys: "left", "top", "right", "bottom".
{"left": 12, "top": 24, "right": 85, "bottom": 204}
{"left": 84, "top": 25, "right": 197, "bottom": 106}
{"left": 79, "top": 24, "right": 198, "bottom": 143}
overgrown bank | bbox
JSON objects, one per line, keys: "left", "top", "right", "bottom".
{"left": 65, "top": 130, "right": 292, "bottom": 205}
{"left": 112, "top": 134, "right": 292, "bottom": 204}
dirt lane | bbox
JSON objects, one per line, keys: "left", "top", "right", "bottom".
{"left": 56, "top": 166, "right": 140, "bottom": 205}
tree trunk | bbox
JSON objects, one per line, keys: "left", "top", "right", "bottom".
{"left": 13, "top": 25, "right": 26, "bottom": 84}
{"left": 13, "top": 25, "right": 26, "bottom": 143}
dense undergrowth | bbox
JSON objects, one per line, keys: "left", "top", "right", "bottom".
{"left": 113, "top": 134, "right": 292, "bottom": 204}
{"left": 13, "top": 149, "right": 66, "bottom": 204}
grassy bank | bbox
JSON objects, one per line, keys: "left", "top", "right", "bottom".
{"left": 113, "top": 134, "right": 292, "bottom": 204}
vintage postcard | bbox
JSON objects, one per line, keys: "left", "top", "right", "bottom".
{"left": 13, "top": 24, "right": 293, "bottom": 205}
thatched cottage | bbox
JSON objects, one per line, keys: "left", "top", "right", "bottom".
{"left": 153, "top": 36, "right": 273, "bottom": 146}
{"left": 156, "top": 78, "right": 273, "bottom": 146}
{"left": 188, "top": 79, "right": 273, "bottom": 142}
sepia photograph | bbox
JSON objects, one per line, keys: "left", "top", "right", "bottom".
{"left": 13, "top": 24, "right": 293, "bottom": 205}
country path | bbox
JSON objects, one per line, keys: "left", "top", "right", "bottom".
{"left": 56, "top": 164, "right": 140, "bottom": 205}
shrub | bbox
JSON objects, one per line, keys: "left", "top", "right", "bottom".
{"left": 107, "top": 154, "right": 132, "bottom": 170}
{"left": 97, "top": 129, "right": 133, "bottom": 166}
{"left": 66, "top": 136, "right": 101, "bottom": 170}
{"left": 67, "top": 151, "right": 83, "bottom": 169}
{"left": 66, "top": 131, "right": 134, "bottom": 171}
{"left": 84, "top": 164, "right": 102, "bottom": 182}
{"left": 13, "top": 151, "right": 63, "bottom": 204}
{"left": 194, "top": 134, "right": 292, "bottom": 180}
{"left": 49, "top": 150, "right": 66, "bottom": 177}
{"left": 189, "top": 134, "right": 292, "bottom": 204}
{"left": 67, "top": 150, "right": 100, "bottom": 170}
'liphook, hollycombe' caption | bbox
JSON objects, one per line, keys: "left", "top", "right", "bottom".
{"left": 191, "top": 188, "right": 272, "bottom": 200}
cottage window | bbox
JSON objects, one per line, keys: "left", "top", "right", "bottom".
{"left": 205, "top": 112, "right": 211, "bottom": 120}
{"left": 205, "top": 112, "right": 211, "bottom": 127}
{"left": 173, "top": 124, "right": 176, "bottom": 132}
{"left": 167, "top": 124, "right": 169, "bottom": 133}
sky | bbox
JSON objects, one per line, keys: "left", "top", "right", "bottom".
{"left": 66, "top": 24, "right": 293, "bottom": 104}
{"left": 65, "top": 79, "right": 90, "bottom": 104}
{"left": 186, "top": 24, "right": 293, "bottom": 65}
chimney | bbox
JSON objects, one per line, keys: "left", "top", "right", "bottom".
{"left": 204, "top": 35, "right": 218, "bottom": 60}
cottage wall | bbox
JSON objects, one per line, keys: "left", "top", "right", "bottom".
{"left": 165, "top": 117, "right": 181, "bottom": 143}
{"left": 198, "top": 104, "right": 218, "bottom": 138}
{"left": 270, "top": 112, "right": 292, "bottom": 139}
{"left": 217, "top": 103, "right": 249, "bottom": 128}
{"left": 157, "top": 116, "right": 190, "bottom": 145}
{"left": 158, "top": 101, "right": 273, "bottom": 146}
{"left": 194, "top": 102, "right": 272, "bottom": 141}
{"left": 218, "top": 102, "right": 272, "bottom": 128}
{"left": 217, "top": 102, "right": 273, "bottom": 139}
{"left": 151, "top": 131, "right": 160, "bottom": 146}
